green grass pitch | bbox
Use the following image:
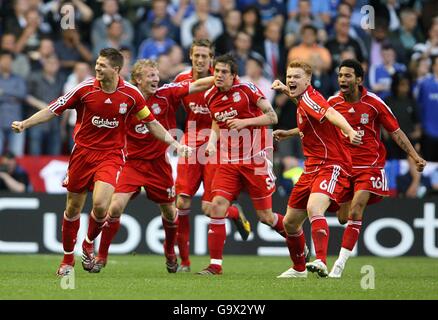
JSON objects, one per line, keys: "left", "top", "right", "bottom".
{"left": 0, "top": 254, "right": 437, "bottom": 300}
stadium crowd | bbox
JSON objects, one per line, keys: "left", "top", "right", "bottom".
{"left": 0, "top": 0, "right": 438, "bottom": 198}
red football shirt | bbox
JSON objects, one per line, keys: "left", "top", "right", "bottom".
{"left": 126, "top": 82, "right": 190, "bottom": 160}
{"left": 174, "top": 68, "right": 213, "bottom": 147}
{"left": 48, "top": 77, "right": 155, "bottom": 150}
{"left": 205, "top": 79, "right": 271, "bottom": 162}
{"left": 329, "top": 86, "right": 400, "bottom": 168}
{"left": 296, "top": 85, "right": 352, "bottom": 173}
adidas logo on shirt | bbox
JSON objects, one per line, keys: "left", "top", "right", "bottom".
{"left": 104, "top": 98, "right": 112, "bottom": 104}
{"left": 348, "top": 107, "right": 355, "bottom": 113}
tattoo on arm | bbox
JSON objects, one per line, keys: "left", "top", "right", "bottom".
{"left": 259, "top": 102, "right": 278, "bottom": 125}
{"left": 391, "top": 130, "right": 415, "bottom": 157}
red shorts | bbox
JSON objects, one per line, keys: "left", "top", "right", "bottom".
{"left": 63, "top": 145, "right": 125, "bottom": 193}
{"left": 211, "top": 154, "right": 276, "bottom": 210}
{"left": 342, "top": 167, "right": 389, "bottom": 205}
{"left": 175, "top": 149, "right": 216, "bottom": 202}
{"left": 287, "top": 165, "right": 350, "bottom": 212}
{"left": 116, "top": 154, "right": 175, "bottom": 204}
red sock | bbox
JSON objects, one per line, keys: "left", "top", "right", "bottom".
{"left": 208, "top": 217, "right": 226, "bottom": 261}
{"left": 272, "top": 213, "right": 286, "bottom": 238}
{"left": 176, "top": 209, "right": 190, "bottom": 266}
{"left": 286, "top": 229, "right": 306, "bottom": 272}
{"left": 86, "top": 211, "right": 106, "bottom": 242}
{"left": 341, "top": 219, "right": 362, "bottom": 250}
{"left": 62, "top": 213, "right": 80, "bottom": 265}
{"left": 310, "top": 216, "right": 329, "bottom": 264}
{"left": 98, "top": 216, "right": 121, "bottom": 260}
{"left": 226, "top": 205, "right": 239, "bottom": 220}
{"left": 162, "top": 215, "right": 178, "bottom": 255}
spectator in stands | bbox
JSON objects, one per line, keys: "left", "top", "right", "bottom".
{"left": 416, "top": 55, "right": 438, "bottom": 162}
{"left": 255, "top": 0, "right": 287, "bottom": 26}
{"left": 0, "top": 50, "right": 26, "bottom": 157}
{"left": 93, "top": 19, "right": 134, "bottom": 59}
{"left": 137, "top": 20, "right": 176, "bottom": 60}
{"left": 61, "top": 61, "right": 92, "bottom": 151}
{"left": 180, "top": 0, "right": 223, "bottom": 49}
{"left": 240, "top": 5, "right": 264, "bottom": 49}
{"left": 384, "top": 72, "right": 422, "bottom": 198}
{"left": 288, "top": 24, "right": 331, "bottom": 72}
{"left": 168, "top": 45, "right": 189, "bottom": 77}
{"left": 215, "top": 9, "right": 242, "bottom": 55}
{"left": 29, "top": 37, "right": 55, "bottom": 71}
{"left": 135, "top": 0, "right": 179, "bottom": 47}
{"left": 191, "top": 21, "right": 210, "bottom": 44}
{"left": 411, "top": 20, "right": 438, "bottom": 64}
{"left": 369, "top": 44, "right": 407, "bottom": 99}
{"left": 287, "top": 0, "right": 331, "bottom": 26}
{"left": 325, "top": 15, "right": 366, "bottom": 74}
{"left": 46, "top": 0, "right": 94, "bottom": 41}
{"left": 389, "top": 8, "right": 425, "bottom": 62}
{"left": 91, "top": 0, "right": 133, "bottom": 54}
{"left": 0, "top": 151, "right": 30, "bottom": 193}
{"left": 241, "top": 55, "right": 274, "bottom": 103}
{"left": 157, "top": 53, "right": 174, "bottom": 85}
{"left": 4, "top": 0, "right": 30, "bottom": 42}
{"left": 14, "top": 8, "right": 52, "bottom": 54}
{"left": 55, "top": 28, "right": 92, "bottom": 76}
{"left": 285, "top": 0, "right": 325, "bottom": 48}
{"left": 0, "top": 33, "right": 30, "bottom": 78}
{"left": 26, "top": 54, "right": 64, "bottom": 155}
{"left": 230, "top": 30, "right": 265, "bottom": 76}
{"left": 255, "top": 20, "right": 286, "bottom": 80}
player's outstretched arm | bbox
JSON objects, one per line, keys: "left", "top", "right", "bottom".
{"left": 227, "top": 98, "right": 278, "bottom": 130}
{"left": 273, "top": 128, "right": 300, "bottom": 141}
{"left": 188, "top": 76, "right": 214, "bottom": 94}
{"left": 145, "top": 120, "right": 192, "bottom": 157}
{"left": 206, "top": 120, "right": 219, "bottom": 156}
{"left": 390, "top": 129, "right": 426, "bottom": 172}
{"left": 11, "top": 107, "right": 55, "bottom": 133}
{"left": 325, "top": 107, "right": 362, "bottom": 145}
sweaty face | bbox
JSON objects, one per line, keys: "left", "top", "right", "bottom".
{"left": 137, "top": 66, "right": 160, "bottom": 95}
{"left": 95, "top": 56, "right": 118, "bottom": 82}
{"left": 286, "top": 67, "right": 310, "bottom": 98}
{"left": 338, "top": 66, "right": 360, "bottom": 95}
{"left": 214, "top": 62, "right": 234, "bottom": 90}
{"left": 190, "top": 46, "right": 212, "bottom": 76}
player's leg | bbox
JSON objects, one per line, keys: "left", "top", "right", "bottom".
{"left": 91, "top": 192, "right": 133, "bottom": 273}
{"left": 305, "top": 192, "right": 332, "bottom": 277}
{"left": 277, "top": 206, "right": 308, "bottom": 278}
{"left": 176, "top": 194, "right": 193, "bottom": 270}
{"left": 329, "top": 191, "right": 369, "bottom": 278}
{"left": 203, "top": 162, "right": 250, "bottom": 240}
{"left": 82, "top": 181, "right": 115, "bottom": 271}
{"left": 175, "top": 157, "right": 202, "bottom": 270}
{"left": 160, "top": 202, "right": 179, "bottom": 273}
{"left": 57, "top": 191, "right": 87, "bottom": 276}
{"left": 197, "top": 195, "right": 230, "bottom": 275}
{"left": 336, "top": 201, "right": 351, "bottom": 225}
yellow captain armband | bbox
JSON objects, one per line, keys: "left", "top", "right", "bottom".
{"left": 136, "top": 106, "right": 151, "bottom": 120}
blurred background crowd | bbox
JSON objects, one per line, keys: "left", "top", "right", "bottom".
{"left": 0, "top": 0, "right": 437, "bottom": 198}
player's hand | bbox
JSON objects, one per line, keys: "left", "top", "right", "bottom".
{"left": 347, "top": 130, "right": 362, "bottom": 145}
{"left": 414, "top": 157, "right": 426, "bottom": 172}
{"left": 271, "top": 80, "right": 288, "bottom": 94}
{"left": 11, "top": 121, "right": 25, "bottom": 133}
{"left": 273, "top": 129, "right": 290, "bottom": 141}
{"left": 177, "top": 144, "right": 193, "bottom": 158}
{"left": 205, "top": 142, "right": 216, "bottom": 157}
{"left": 226, "top": 118, "right": 248, "bottom": 131}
